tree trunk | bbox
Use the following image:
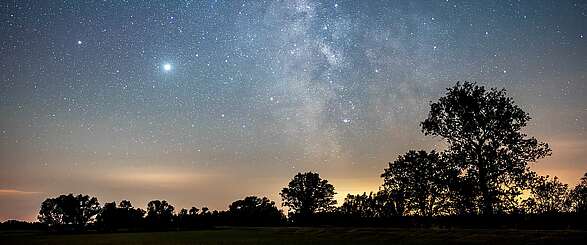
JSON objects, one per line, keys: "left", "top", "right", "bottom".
{"left": 479, "top": 165, "right": 493, "bottom": 215}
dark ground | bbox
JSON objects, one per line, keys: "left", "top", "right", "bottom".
{"left": 1, "top": 227, "right": 585, "bottom": 245}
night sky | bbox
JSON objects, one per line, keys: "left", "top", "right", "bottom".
{"left": 1, "top": 0, "right": 586, "bottom": 221}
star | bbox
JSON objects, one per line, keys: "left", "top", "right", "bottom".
{"left": 163, "top": 63, "right": 172, "bottom": 72}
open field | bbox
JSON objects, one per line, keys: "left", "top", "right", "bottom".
{"left": 1, "top": 227, "right": 585, "bottom": 245}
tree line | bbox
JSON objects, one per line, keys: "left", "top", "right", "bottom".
{"left": 8, "top": 82, "right": 586, "bottom": 232}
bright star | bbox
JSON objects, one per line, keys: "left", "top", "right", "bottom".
{"left": 163, "top": 63, "right": 172, "bottom": 71}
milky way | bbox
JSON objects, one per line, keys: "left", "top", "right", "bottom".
{"left": 1, "top": 0, "right": 586, "bottom": 221}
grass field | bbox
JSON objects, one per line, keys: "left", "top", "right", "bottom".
{"left": 1, "top": 227, "right": 585, "bottom": 245}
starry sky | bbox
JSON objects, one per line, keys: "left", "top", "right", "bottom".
{"left": 1, "top": 0, "right": 586, "bottom": 221}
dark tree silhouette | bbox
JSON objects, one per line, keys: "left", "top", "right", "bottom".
{"left": 341, "top": 190, "right": 411, "bottom": 218}
{"left": 376, "top": 184, "right": 408, "bottom": 217}
{"left": 119, "top": 201, "right": 146, "bottom": 229}
{"left": 189, "top": 206, "right": 200, "bottom": 216}
{"left": 570, "top": 173, "right": 587, "bottom": 215}
{"left": 96, "top": 200, "right": 145, "bottom": 231}
{"left": 176, "top": 206, "right": 208, "bottom": 229}
{"left": 119, "top": 200, "right": 133, "bottom": 209}
{"left": 38, "top": 194, "right": 100, "bottom": 230}
{"left": 280, "top": 172, "right": 336, "bottom": 218}
{"left": 522, "top": 175, "right": 570, "bottom": 214}
{"left": 451, "top": 175, "right": 479, "bottom": 215}
{"left": 96, "top": 202, "right": 118, "bottom": 231}
{"left": 145, "top": 200, "right": 175, "bottom": 229}
{"left": 228, "top": 196, "right": 284, "bottom": 226}
{"left": 176, "top": 208, "right": 190, "bottom": 228}
{"left": 421, "top": 82, "right": 551, "bottom": 215}
{"left": 340, "top": 192, "right": 379, "bottom": 218}
{"left": 381, "top": 150, "right": 457, "bottom": 216}
{"left": 372, "top": 189, "right": 408, "bottom": 217}
{"left": 0, "top": 220, "right": 46, "bottom": 230}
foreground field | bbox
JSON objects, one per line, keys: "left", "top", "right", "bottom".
{"left": 1, "top": 227, "right": 585, "bottom": 245}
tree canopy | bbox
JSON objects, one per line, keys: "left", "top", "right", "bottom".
{"left": 145, "top": 200, "right": 175, "bottom": 229}
{"left": 96, "top": 200, "right": 145, "bottom": 231}
{"left": 38, "top": 194, "right": 100, "bottom": 229}
{"left": 421, "top": 82, "right": 551, "bottom": 215}
{"left": 228, "top": 196, "right": 284, "bottom": 225}
{"left": 340, "top": 190, "right": 404, "bottom": 218}
{"left": 382, "top": 150, "right": 458, "bottom": 216}
{"left": 523, "top": 175, "right": 570, "bottom": 214}
{"left": 280, "top": 172, "right": 336, "bottom": 218}
{"left": 570, "top": 173, "right": 587, "bottom": 215}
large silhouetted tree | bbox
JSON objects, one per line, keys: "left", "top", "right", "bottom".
{"left": 228, "top": 196, "right": 284, "bottom": 225}
{"left": 421, "top": 82, "right": 551, "bottom": 215}
{"left": 382, "top": 150, "right": 457, "bottom": 216}
{"left": 280, "top": 172, "right": 336, "bottom": 219}
{"left": 38, "top": 194, "right": 100, "bottom": 229}
{"left": 570, "top": 173, "right": 587, "bottom": 215}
